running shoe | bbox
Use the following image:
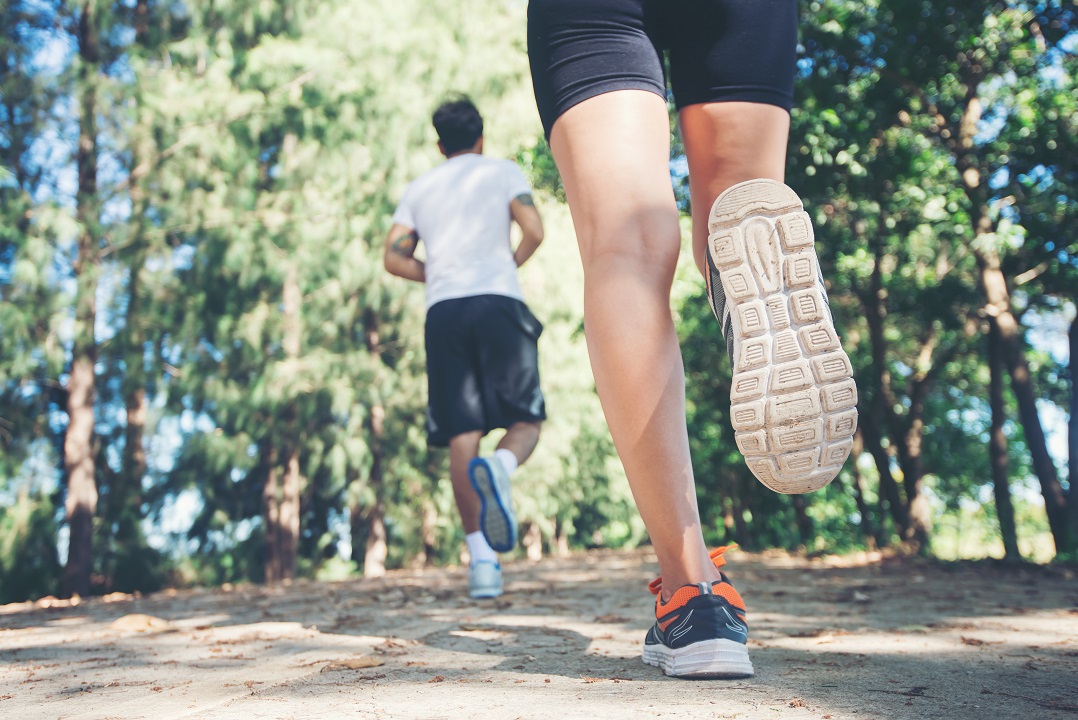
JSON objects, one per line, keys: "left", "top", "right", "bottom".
{"left": 468, "top": 455, "right": 517, "bottom": 553}
{"left": 468, "top": 559, "right": 503, "bottom": 599}
{"left": 642, "top": 546, "right": 753, "bottom": 679}
{"left": 704, "top": 179, "right": 858, "bottom": 494}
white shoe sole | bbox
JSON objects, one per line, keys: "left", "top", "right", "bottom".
{"left": 707, "top": 179, "right": 858, "bottom": 494}
{"left": 642, "top": 638, "right": 755, "bottom": 679}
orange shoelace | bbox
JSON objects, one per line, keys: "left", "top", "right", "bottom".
{"left": 647, "top": 545, "right": 738, "bottom": 596}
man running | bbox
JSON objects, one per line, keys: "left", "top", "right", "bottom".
{"left": 384, "top": 97, "right": 546, "bottom": 600}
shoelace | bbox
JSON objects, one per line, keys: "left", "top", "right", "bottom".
{"left": 647, "top": 544, "right": 738, "bottom": 596}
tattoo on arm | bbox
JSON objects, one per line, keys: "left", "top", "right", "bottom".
{"left": 514, "top": 193, "right": 535, "bottom": 207}
{"left": 391, "top": 230, "right": 419, "bottom": 257}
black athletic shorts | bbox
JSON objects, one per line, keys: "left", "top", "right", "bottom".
{"left": 528, "top": 0, "right": 798, "bottom": 137}
{"left": 425, "top": 294, "right": 547, "bottom": 447}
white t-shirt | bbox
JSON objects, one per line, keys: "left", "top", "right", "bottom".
{"left": 392, "top": 153, "right": 532, "bottom": 309}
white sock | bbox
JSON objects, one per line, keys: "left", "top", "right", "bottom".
{"left": 495, "top": 448, "right": 519, "bottom": 475}
{"left": 466, "top": 531, "right": 497, "bottom": 564}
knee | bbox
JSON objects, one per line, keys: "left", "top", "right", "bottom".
{"left": 579, "top": 207, "right": 681, "bottom": 277}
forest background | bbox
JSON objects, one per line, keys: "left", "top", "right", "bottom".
{"left": 0, "top": 0, "right": 1075, "bottom": 603}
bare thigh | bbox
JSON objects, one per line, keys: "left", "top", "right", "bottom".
{"left": 550, "top": 90, "right": 680, "bottom": 277}
{"left": 679, "top": 102, "right": 791, "bottom": 275}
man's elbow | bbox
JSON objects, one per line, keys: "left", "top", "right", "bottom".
{"left": 383, "top": 252, "right": 400, "bottom": 277}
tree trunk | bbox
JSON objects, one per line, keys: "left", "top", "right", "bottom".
{"left": 363, "top": 498, "right": 388, "bottom": 578}
{"left": 988, "top": 318, "right": 1020, "bottom": 562}
{"left": 1069, "top": 315, "right": 1077, "bottom": 552}
{"left": 847, "top": 431, "right": 879, "bottom": 549}
{"left": 262, "top": 449, "right": 281, "bottom": 583}
{"left": 958, "top": 89, "right": 1069, "bottom": 554}
{"left": 278, "top": 449, "right": 301, "bottom": 580}
{"left": 63, "top": 1, "right": 100, "bottom": 599}
{"left": 112, "top": 0, "right": 153, "bottom": 572}
{"left": 275, "top": 267, "right": 303, "bottom": 580}
{"left": 416, "top": 502, "right": 438, "bottom": 567}
{"left": 791, "top": 495, "right": 814, "bottom": 548}
{"left": 732, "top": 496, "right": 753, "bottom": 550}
{"left": 522, "top": 522, "right": 543, "bottom": 561}
{"left": 902, "top": 377, "right": 932, "bottom": 552}
{"left": 116, "top": 258, "right": 147, "bottom": 556}
{"left": 980, "top": 258, "right": 1069, "bottom": 552}
{"left": 349, "top": 491, "right": 366, "bottom": 570}
{"left": 362, "top": 309, "right": 387, "bottom": 577}
{"left": 859, "top": 410, "right": 908, "bottom": 537}
{"left": 860, "top": 254, "right": 912, "bottom": 539}
{"left": 722, "top": 497, "right": 736, "bottom": 545}
{"left": 554, "top": 517, "right": 571, "bottom": 558}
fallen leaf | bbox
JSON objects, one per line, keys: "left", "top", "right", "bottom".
{"left": 788, "top": 697, "right": 807, "bottom": 708}
{"left": 111, "top": 614, "right": 169, "bottom": 632}
{"left": 896, "top": 625, "right": 931, "bottom": 634}
{"left": 320, "top": 656, "right": 385, "bottom": 672}
{"left": 593, "top": 614, "right": 630, "bottom": 624}
{"left": 429, "top": 675, "right": 445, "bottom": 683}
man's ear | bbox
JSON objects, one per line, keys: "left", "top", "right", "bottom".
{"left": 437, "top": 141, "right": 448, "bottom": 158}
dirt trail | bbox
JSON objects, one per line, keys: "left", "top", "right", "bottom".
{"left": 1, "top": 549, "right": 1076, "bottom": 720}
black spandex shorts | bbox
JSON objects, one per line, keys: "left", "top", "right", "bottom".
{"left": 425, "top": 294, "right": 547, "bottom": 447}
{"left": 528, "top": 0, "right": 798, "bottom": 137}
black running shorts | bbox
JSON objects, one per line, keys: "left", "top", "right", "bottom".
{"left": 425, "top": 294, "right": 547, "bottom": 447}
{"left": 528, "top": 0, "right": 798, "bottom": 137}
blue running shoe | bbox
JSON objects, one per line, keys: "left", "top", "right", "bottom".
{"left": 468, "top": 455, "right": 517, "bottom": 553}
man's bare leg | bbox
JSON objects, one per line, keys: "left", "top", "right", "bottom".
{"left": 449, "top": 430, "right": 483, "bottom": 534}
{"left": 549, "top": 90, "right": 719, "bottom": 597}
{"left": 496, "top": 421, "right": 542, "bottom": 466}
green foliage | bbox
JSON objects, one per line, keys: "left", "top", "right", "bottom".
{"left": 0, "top": 0, "right": 1074, "bottom": 603}
{"left": 0, "top": 488, "right": 62, "bottom": 603}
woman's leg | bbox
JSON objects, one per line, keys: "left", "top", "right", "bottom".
{"left": 549, "top": 89, "right": 720, "bottom": 595}
{"left": 679, "top": 102, "right": 791, "bottom": 276}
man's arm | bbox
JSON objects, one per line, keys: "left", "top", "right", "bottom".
{"left": 383, "top": 224, "right": 426, "bottom": 282}
{"left": 510, "top": 193, "right": 544, "bottom": 267}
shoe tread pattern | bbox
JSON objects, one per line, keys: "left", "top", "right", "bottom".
{"left": 707, "top": 179, "right": 857, "bottom": 494}
{"left": 469, "top": 459, "right": 515, "bottom": 552}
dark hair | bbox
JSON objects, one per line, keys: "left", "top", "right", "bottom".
{"left": 432, "top": 96, "right": 484, "bottom": 154}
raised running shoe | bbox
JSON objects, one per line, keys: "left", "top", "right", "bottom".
{"left": 468, "top": 559, "right": 503, "bottom": 599}
{"left": 642, "top": 546, "right": 753, "bottom": 679}
{"left": 704, "top": 179, "right": 858, "bottom": 494}
{"left": 468, "top": 455, "right": 517, "bottom": 553}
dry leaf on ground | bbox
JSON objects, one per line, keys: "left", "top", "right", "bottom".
{"left": 110, "top": 614, "right": 169, "bottom": 631}
{"left": 320, "top": 656, "right": 384, "bottom": 672}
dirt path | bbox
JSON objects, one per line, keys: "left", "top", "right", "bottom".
{"left": 1, "top": 549, "right": 1076, "bottom": 719}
